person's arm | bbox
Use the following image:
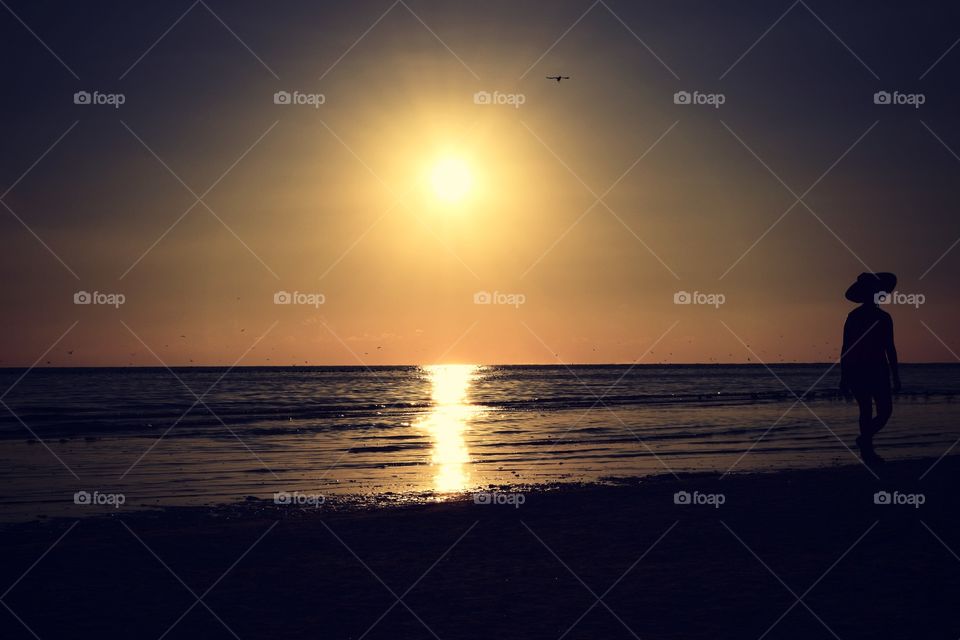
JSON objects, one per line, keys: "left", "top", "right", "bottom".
{"left": 886, "top": 315, "right": 901, "bottom": 392}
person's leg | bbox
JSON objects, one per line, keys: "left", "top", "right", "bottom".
{"left": 871, "top": 387, "right": 893, "bottom": 437}
{"left": 853, "top": 390, "right": 874, "bottom": 439}
{"left": 853, "top": 389, "right": 884, "bottom": 463}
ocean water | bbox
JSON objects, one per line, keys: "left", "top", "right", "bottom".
{"left": 1, "top": 364, "right": 958, "bottom": 520}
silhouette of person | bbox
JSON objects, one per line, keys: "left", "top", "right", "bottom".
{"left": 839, "top": 272, "right": 900, "bottom": 465}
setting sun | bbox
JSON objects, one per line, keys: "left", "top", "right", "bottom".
{"left": 428, "top": 156, "right": 473, "bottom": 203}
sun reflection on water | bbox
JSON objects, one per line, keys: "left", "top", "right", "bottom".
{"left": 417, "top": 364, "right": 479, "bottom": 493}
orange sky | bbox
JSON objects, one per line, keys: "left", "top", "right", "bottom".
{"left": 1, "top": 0, "right": 958, "bottom": 366}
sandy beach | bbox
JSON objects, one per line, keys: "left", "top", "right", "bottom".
{"left": 3, "top": 456, "right": 958, "bottom": 639}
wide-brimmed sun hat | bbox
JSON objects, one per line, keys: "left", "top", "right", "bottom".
{"left": 845, "top": 272, "right": 897, "bottom": 303}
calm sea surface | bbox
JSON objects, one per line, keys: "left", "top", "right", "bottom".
{"left": 1, "top": 364, "right": 958, "bottom": 520}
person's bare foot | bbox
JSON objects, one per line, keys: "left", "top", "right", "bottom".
{"left": 856, "top": 435, "right": 885, "bottom": 466}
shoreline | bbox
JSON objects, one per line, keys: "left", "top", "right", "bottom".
{"left": 2, "top": 450, "right": 953, "bottom": 523}
{"left": 1, "top": 450, "right": 949, "bottom": 526}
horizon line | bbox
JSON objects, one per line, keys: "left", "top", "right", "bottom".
{"left": 0, "top": 361, "right": 956, "bottom": 369}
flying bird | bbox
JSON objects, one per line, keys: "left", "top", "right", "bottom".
{"left": 546, "top": 75, "right": 570, "bottom": 83}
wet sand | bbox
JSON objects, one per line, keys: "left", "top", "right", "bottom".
{"left": 2, "top": 456, "right": 958, "bottom": 639}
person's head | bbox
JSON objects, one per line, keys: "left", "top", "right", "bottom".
{"left": 845, "top": 272, "right": 897, "bottom": 306}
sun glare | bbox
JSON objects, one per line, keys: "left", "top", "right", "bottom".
{"left": 416, "top": 364, "right": 479, "bottom": 493}
{"left": 428, "top": 156, "right": 473, "bottom": 204}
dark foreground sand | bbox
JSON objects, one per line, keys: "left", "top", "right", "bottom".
{"left": 2, "top": 457, "right": 959, "bottom": 639}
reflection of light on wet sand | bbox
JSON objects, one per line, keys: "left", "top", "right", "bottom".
{"left": 417, "top": 364, "right": 479, "bottom": 492}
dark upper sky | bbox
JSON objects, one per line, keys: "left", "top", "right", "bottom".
{"left": 1, "top": 0, "right": 959, "bottom": 366}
